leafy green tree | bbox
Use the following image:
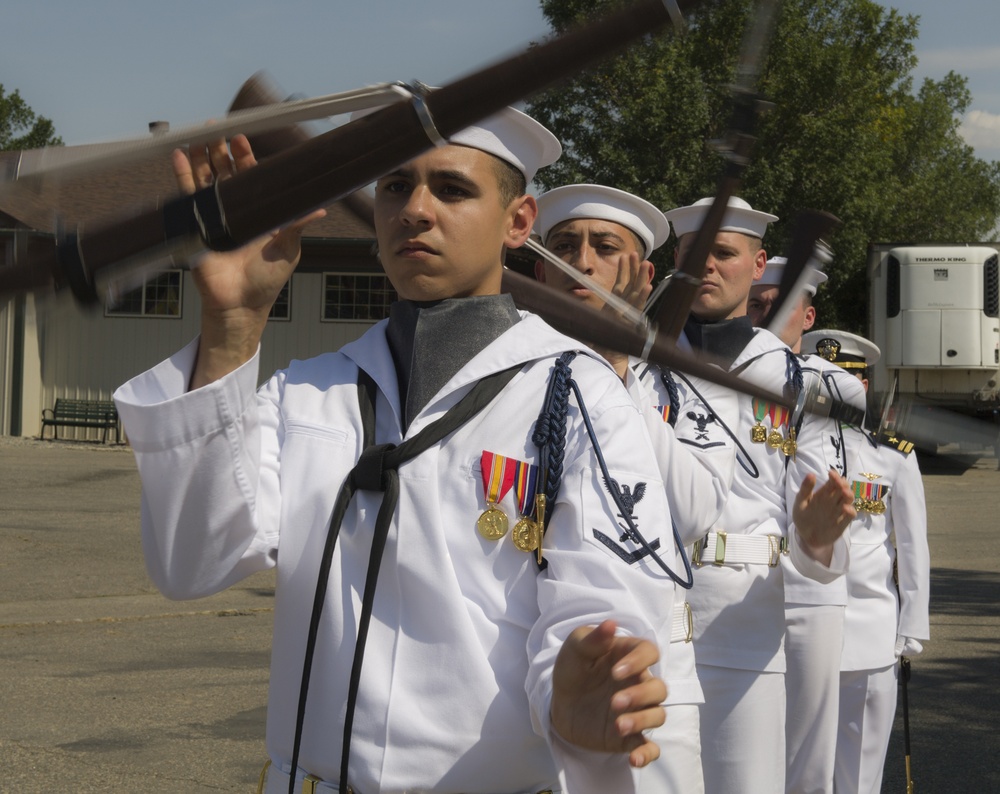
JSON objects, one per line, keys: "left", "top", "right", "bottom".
{"left": 1, "top": 84, "right": 62, "bottom": 151}
{"left": 527, "top": 0, "right": 1000, "bottom": 331}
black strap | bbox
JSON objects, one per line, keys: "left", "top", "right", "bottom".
{"left": 287, "top": 363, "right": 522, "bottom": 794}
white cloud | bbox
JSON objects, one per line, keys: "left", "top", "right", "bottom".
{"left": 959, "top": 110, "right": 1000, "bottom": 161}
{"left": 960, "top": 110, "right": 1000, "bottom": 146}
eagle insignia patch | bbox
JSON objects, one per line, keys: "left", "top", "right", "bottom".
{"left": 591, "top": 476, "right": 660, "bottom": 565}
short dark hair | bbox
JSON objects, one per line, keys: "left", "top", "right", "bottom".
{"left": 490, "top": 155, "right": 527, "bottom": 207}
{"left": 627, "top": 229, "right": 647, "bottom": 258}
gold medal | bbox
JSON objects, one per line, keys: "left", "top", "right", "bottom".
{"left": 853, "top": 473, "right": 886, "bottom": 515}
{"left": 767, "top": 428, "right": 784, "bottom": 449}
{"left": 512, "top": 517, "right": 539, "bottom": 552}
{"left": 479, "top": 451, "right": 517, "bottom": 541}
{"left": 781, "top": 428, "right": 797, "bottom": 459}
{"left": 751, "top": 422, "right": 767, "bottom": 443}
{"left": 477, "top": 504, "right": 509, "bottom": 540}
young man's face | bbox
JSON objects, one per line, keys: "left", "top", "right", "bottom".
{"left": 374, "top": 144, "right": 534, "bottom": 302}
{"left": 747, "top": 285, "right": 816, "bottom": 351}
{"left": 676, "top": 230, "right": 767, "bottom": 322}
{"left": 533, "top": 217, "right": 646, "bottom": 310}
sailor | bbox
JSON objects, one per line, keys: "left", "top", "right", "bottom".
{"left": 533, "top": 183, "right": 740, "bottom": 793}
{"left": 114, "top": 108, "right": 679, "bottom": 793}
{"left": 749, "top": 254, "right": 868, "bottom": 793}
{"left": 746, "top": 254, "right": 827, "bottom": 347}
{"left": 802, "top": 329, "right": 930, "bottom": 794}
{"left": 657, "top": 196, "right": 856, "bottom": 794}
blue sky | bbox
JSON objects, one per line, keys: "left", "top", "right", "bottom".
{"left": 2, "top": 0, "right": 998, "bottom": 163}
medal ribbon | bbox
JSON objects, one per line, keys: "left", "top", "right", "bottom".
{"left": 768, "top": 403, "right": 790, "bottom": 429}
{"left": 656, "top": 405, "right": 671, "bottom": 423}
{"left": 752, "top": 398, "right": 768, "bottom": 423}
{"left": 513, "top": 459, "right": 539, "bottom": 515}
{"left": 481, "top": 450, "right": 517, "bottom": 505}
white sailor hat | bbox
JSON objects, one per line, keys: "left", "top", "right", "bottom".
{"left": 664, "top": 196, "right": 778, "bottom": 239}
{"left": 801, "top": 329, "right": 881, "bottom": 368}
{"left": 352, "top": 96, "right": 560, "bottom": 183}
{"left": 758, "top": 255, "right": 829, "bottom": 296}
{"left": 534, "top": 184, "right": 671, "bottom": 256}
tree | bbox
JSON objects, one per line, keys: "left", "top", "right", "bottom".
{"left": 1, "top": 83, "right": 62, "bottom": 151}
{"left": 527, "top": 0, "right": 1000, "bottom": 331}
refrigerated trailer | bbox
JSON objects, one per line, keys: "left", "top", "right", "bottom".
{"left": 867, "top": 243, "right": 1000, "bottom": 449}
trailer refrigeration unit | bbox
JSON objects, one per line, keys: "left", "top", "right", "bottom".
{"left": 868, "top": 243, "right": 1000, "bottom": 450}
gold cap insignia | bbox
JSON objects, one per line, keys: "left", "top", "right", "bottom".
{"left": 815, "top": 337, "right": 841, "bottom": 361}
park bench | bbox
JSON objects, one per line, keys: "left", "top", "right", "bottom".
{"left": 40, "top": 398, "right": 121, "bottom": 444}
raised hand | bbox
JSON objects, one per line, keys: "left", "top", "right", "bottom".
{"left": 792, "top": 470, "right": 856, "bottom": 565}
{"left": 175, "top": 134, "right": 325, "bottom": 388}
{"left": 591, "top": 252, "right": 655, "bottom": 379}
{"left": 607, "top": 251, "right": 655, "bottom": 314}
{"left": 550, "top": 619, "right": 667, "bottom": 769}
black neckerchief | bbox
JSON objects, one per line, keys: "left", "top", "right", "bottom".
{"left": 683, "top": 315, "right": 756, "bottom": 369}
{"left": 288, "top": 364, "right": 523, "bottom": 794}
{"left": 387, "top": 294, "right": 520, "bottom": 429}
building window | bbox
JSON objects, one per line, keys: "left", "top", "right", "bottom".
{"left": 322, "top": 273, "right": 396, "bottom": 322}
{"left": 269, "top": 281, "right": 291, "bottom": 321}
{"left": 106, "top": 270, "right": 182, "bottom": 318}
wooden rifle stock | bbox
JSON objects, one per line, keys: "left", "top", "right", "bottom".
{"left": 763, "top": 209, "right": 841, "bottom": 336}
{"left": 503, "top": 267, "right": 761, "bottom": 395}
{"left": 503, "top": 268, "right": 869, "bottom": 428}
{"left": 227, "top": 72, "right": 312, "bottom": 157}
{"left": 651, "top": 0, "right": 782, "bottom": 339}
{"left": 1, "top": 0, "right": 701, "bottom": 303}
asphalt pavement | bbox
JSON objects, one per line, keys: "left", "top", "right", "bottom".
{"left": 0, "top": 437, "right": 997, "bottom": 793}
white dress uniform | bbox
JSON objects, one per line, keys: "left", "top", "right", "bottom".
{"left": 630, "top": 360, "right": 740, "bottom": 794}
{"left": 114, "top": 312, "right": 683, "bottom": 794}
{"left": 675, "top": 327, "right": 848, "bottom": 794}
{"left": 535, "top": 183, "right": 738, "bottom": 793}
{"left": 782, "top": 356, "right": 867, "bottom": 794}
{"left": 836, "top": 430, "right": 930, "bottom": 794}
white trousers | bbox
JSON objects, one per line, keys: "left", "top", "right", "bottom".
{"left": 835, "top": 664, "right": 898, "bottom": 794}
{"left": 697, "top": 665, "right": 785, "bottom": 794}
{"left": 638, "top": 703, "right": 703, "bottom": 793}
{"left": 784, "top": 604, "right": 846, "bottom": 794}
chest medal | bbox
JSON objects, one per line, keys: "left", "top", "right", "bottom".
{"left": 852, "top": 472, "right": 888, "bottom": 514}
{"left": 478, "top": 451, "right": 515, "bottom": 540}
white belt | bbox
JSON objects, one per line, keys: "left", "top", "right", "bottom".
{"left": 670, "top": 600, "right": 694, "bottom": 643}
{"left": 262, "top": 762, "right": 558, "bottom": 794}
{"left": 692, "top": 531, "right": 787, "bottom": 567}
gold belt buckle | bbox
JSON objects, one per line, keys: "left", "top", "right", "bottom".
{"left": 713, "top": 531, "right": 727, "bottom": 565}
{"left": 303, "top": 775, "right": 322, "bottom": 794}
{"left": 692, "top": 536, "right": 705, "bottom": 567}
{"left": 683, "top": 601, "right": 694, "bottom": 642}
{"left": 768, "top": 535, "right": 781, "bottom": 567}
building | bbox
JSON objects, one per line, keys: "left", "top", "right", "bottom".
{"left": 0, "top": 134, "right": 389, "bottom": 440}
